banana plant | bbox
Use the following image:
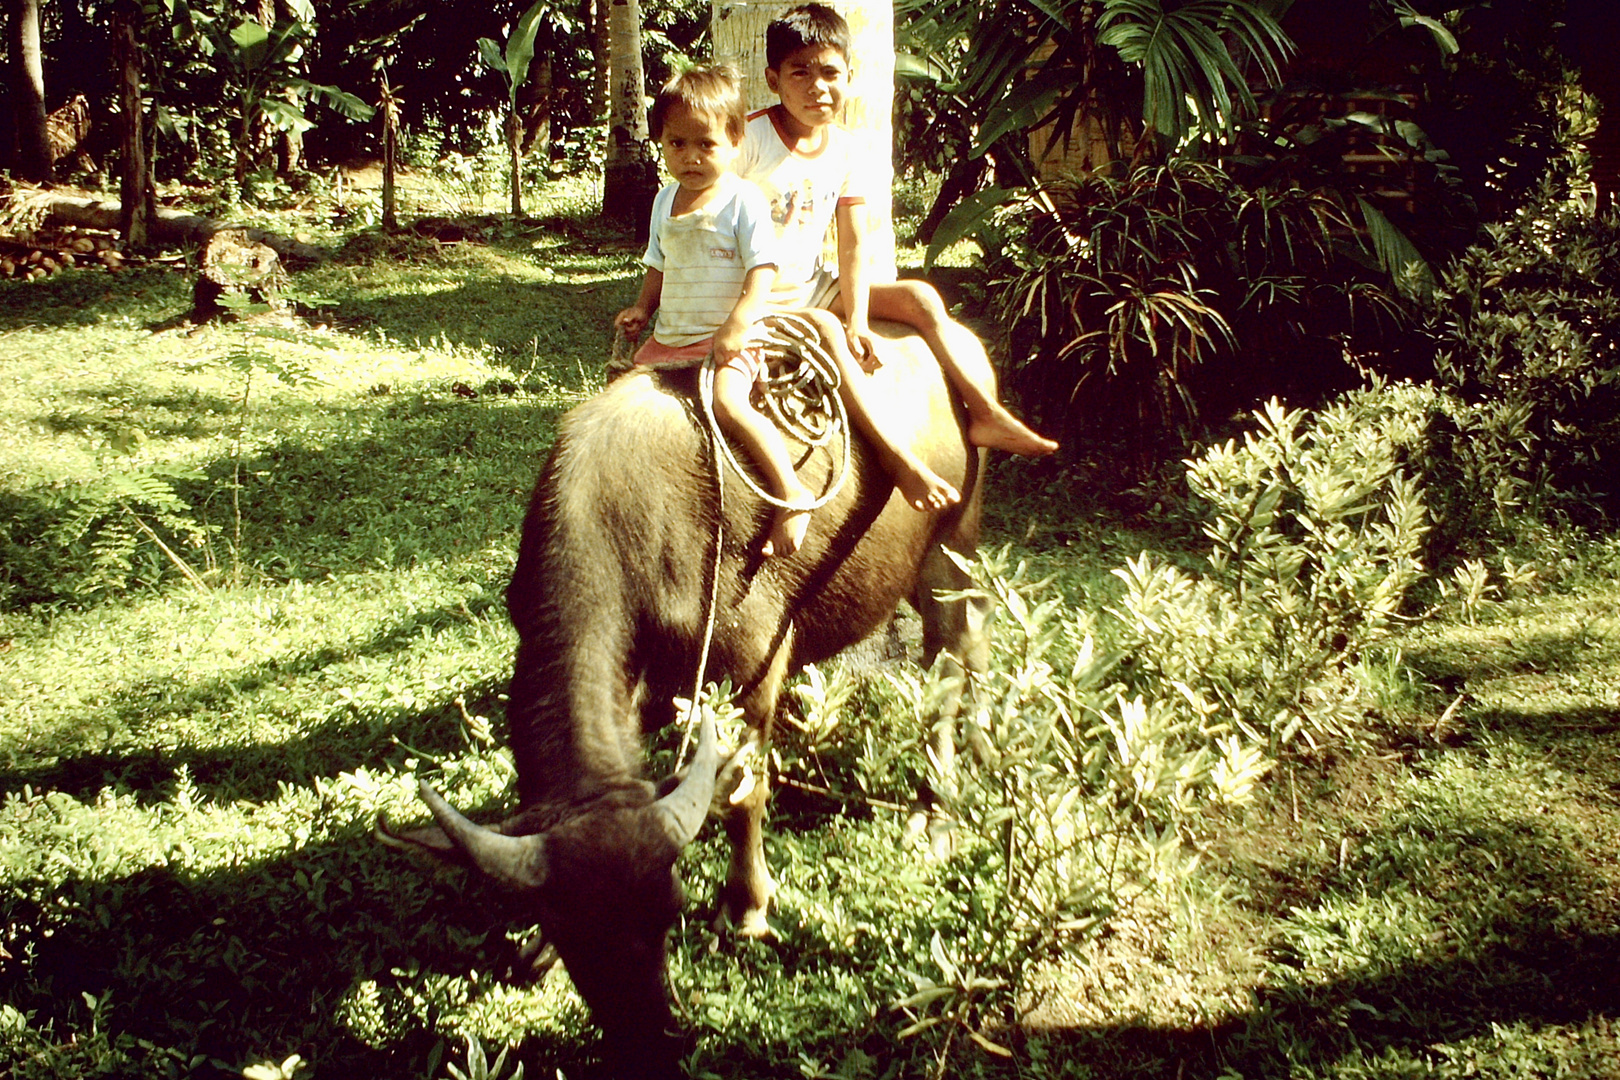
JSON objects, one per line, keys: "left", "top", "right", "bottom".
{"left": 190, "top": 0, "right": 373, "bottom": 191}
{"left": 902, "top": 0, "right": 1294, "bottom": 265}
{"left": 478, "top": 0, "right": 563, "bottom": 216}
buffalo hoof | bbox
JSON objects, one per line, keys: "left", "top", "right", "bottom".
{"left": 508, "top": 934, "right": 559, "bottom": 984}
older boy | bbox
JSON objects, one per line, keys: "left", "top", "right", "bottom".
{"left": 735, "top": 3, "right": 1057, "bottom": 458}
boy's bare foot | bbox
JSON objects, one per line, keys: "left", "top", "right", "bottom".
{"left": 895, "top": 458, "right": 961, "bottom": 512}
{"left": 968, "top": 405, "right": 1059, "bottom": 457}
{"left": 762, "top": 483, "right": 815, "bottom": 558}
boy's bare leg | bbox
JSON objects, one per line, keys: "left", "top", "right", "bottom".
{"left": 795, "top": 308, "right": 960, "bottom": 512}
{"left": 857, "top": 281, "right": 1059, "bottom": 458}
{"left": 713, "top": 365, "right": 813, "bottom": 557}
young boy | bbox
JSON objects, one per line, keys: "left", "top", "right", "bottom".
{"left": 615, "top": 65, "right": 956, "bottom": 556}
{"left": 614, "top": 65, "right": 812, "bottom": 557}
{"left": 735, "top": 3, "right": 1058, "bottom": 459}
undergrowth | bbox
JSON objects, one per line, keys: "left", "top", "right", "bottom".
{"left": 2, "top": 196, "right": 1617, "bottom": 1080}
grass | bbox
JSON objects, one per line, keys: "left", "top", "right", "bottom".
{"left": 1, "top": 182, "right": 1617, "bottom": 1080}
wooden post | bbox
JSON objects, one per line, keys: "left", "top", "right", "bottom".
{"left": 711, "top": 0, "right": 896, "bottom": 280}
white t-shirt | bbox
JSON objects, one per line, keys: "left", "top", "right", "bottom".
{"left": 644, "top": 172, "right": 779, "bottom": 347}
{"left": 735, "top": 109, "right": 870, "bottom": 309}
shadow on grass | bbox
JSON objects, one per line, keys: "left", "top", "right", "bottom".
{"left": 1401, "top": 618, "right": 1620, "bottom": 780}
{"left": 5, "top": 822, "right": 601, "bottom": 1080}
{"left": 326, "top": 274, "right": 636, "bottom": 383}
{"left": 1000, "top": 927, "right": 1618, "bottom": 1079}
{"left": 9, "top": 679, "right": 1617, "bottom": 1080}
{"left": 0, "top": 268, "right": 191, "bottom": 332}
{"left": 0, "top": 619, "right": 512, "bottom": 805}
{"left": 0, "top": 388, "right": 566, "bottom": 611}
{"left": 720, "top": 770, "right": 1619, "bottom": 1078}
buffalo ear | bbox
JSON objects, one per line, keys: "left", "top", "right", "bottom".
{"left": 415, "top": 780, "right": 551, "bottom": 890}
{"left": 653, "top": 708, "right": 719, "bottom": 847}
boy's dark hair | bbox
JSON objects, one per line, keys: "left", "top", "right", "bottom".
{"left": 765, "top": 3, "right": 851, "bottom": 69}
{"left": 648, "top": 64, "right": 747, "bottom": 142}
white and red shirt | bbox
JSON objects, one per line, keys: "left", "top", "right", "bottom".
{"left": 735, "top": 109, "right": 870, "bottom": 309}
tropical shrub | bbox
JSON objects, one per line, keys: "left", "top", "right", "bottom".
{"left": 869, "top": 390, "right": 1429, "bottom": 1066}
{"left": 985, "top": 162, "right": 1409, "bottom": 466}
{"left": 1422, "top": 183, "right": 1620, "bottom": 546}
{"left": 895, "top": 0, "right": 1293, "bottom": 237}
{"left": 1119, "top": 393, "right": 1429, "bottom": 753}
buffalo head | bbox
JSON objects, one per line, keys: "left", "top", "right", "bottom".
{"left": 381, "top": 709, "right": 720, "bottom": 1077}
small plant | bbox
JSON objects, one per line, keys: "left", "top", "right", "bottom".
{"left": 1441, "top": 558, "right": 1496, "bottom": 625}
{"left": 445, "top": 1034, "right": 524, "bottom": 1080}
{"left": 1134, "top": 392, "right": 1429, "bottom": 751}
{"left": 887, "top": 549, "right": 1272, "bottom": 1074}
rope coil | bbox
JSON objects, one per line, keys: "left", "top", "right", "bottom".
{"left": 677, "top": 312, "right": 853, "bottom": 760}
{"left": 698, "top": 312, "right": 852, "bottom": 511}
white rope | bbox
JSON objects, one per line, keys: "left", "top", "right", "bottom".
{"left": 698, "top": 312, "right": 852, "bottom": 511}
{"left": 675, "top": 312, "right": 853, "bottom": 761}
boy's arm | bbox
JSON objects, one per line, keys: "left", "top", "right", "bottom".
{"left": 835, "top": 201, "right": 879, "bottom": 371}
{"left": 713, "top": 264, "right": 778, "bottom": 364}
{"left": 614, "top": 268, "right": 663, "bottom": 341}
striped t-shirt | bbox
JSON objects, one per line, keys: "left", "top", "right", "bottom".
{"left": 645, "top": 172, "right": 779, "bottom": 347}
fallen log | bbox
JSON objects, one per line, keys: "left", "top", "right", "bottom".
{"left": 35, "top": 191, "right": 327, "bottom": 265}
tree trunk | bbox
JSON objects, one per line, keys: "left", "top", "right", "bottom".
{"left": 588, "top": 0, "right": 609, "bottom": 120}
{"left": 40, "top": 191, "right": 327, "bottom": 264}
{"left": 603, "top": 0, "right": 656, "bottom": 239}
{"left": 509, "top": 112, "right": 524, "bottom": 216}
{"left": 521, "top": 49, "right": 554, "bottom": 162}
{"left": 7, "top": 0, "right": 52, "bottom": 184}
{"left": 379, "top": 70, "right": 399, "bottom": 232}
{"left": 711, "top": 0, "right": 895, "bottom": 277}
{"left": 112, "top": 4, "right": 152, "bottom": 250}
{"left": 272, "top": 0, "right": 302, "bottom": 176}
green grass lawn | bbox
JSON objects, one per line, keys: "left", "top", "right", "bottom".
{"left": 1, "top": 189, "right": 1616, "bottom": 1080}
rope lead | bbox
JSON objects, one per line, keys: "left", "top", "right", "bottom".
{"left": 677, "top": 313, "right": 854, "bottom": 761}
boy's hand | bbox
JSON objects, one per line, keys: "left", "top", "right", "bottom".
{"left": 615, "top": 306, "right": 650, "bottom": 342}
{"left": 845, "top": 319, "right": 880, "bottom": 374}
{"left": 712, "top": 316, "right": 753, "bottom": 368}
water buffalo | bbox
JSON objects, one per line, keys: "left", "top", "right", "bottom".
{"left": 380, "top": 323, "right": 988, "bottom": 1076}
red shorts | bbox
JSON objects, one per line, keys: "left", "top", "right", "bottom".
{"left": 633, "top": 336, "right": 766, "bottom": 382}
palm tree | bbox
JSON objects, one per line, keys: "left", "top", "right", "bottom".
{"left": 603, "top": 0, "right": 657, "bottom": 239}
{"left": 899, "top": 0, "right": 1293, "bottom": 244}
{"left": 6, "top": 0, "right": 52, "bottom": 183}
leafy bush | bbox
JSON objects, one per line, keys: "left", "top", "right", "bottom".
{"left": 1422, "top": 184, "right": 1620, "bottom": 546}
{"left": 985, "top": 162, "right": 1410, "bottom": 469}
{"left": 1124, "top": 393, "right": 1429, "bottom": 752}
{"left": 868, "top": 390, "right": 1429, "bottom": 1068}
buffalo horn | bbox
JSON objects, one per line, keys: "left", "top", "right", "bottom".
{"left": 418, "top": 780, "right": 550, "bottom": 890}
{"left": 654, "top": 708, "right": 719, "bottom": 846}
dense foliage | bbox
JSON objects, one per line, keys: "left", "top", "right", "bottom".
{"left": 0, "top": 0, "right": 708, "bottom": 186}
{"left": 981, "top": 161, "right": 1410, "bottom": 463}
{"left": 1422, "top": 184, "right": 1620, "bottom": 546}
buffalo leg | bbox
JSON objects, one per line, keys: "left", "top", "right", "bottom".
{"left": 914, "top": 539, "right": 991, "bottom": 758}
{"left": 720, "top": 631, "right": 793, "bottom": 936}
{"left": 911, "top": 540, "right": 992, "bottom": 852}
